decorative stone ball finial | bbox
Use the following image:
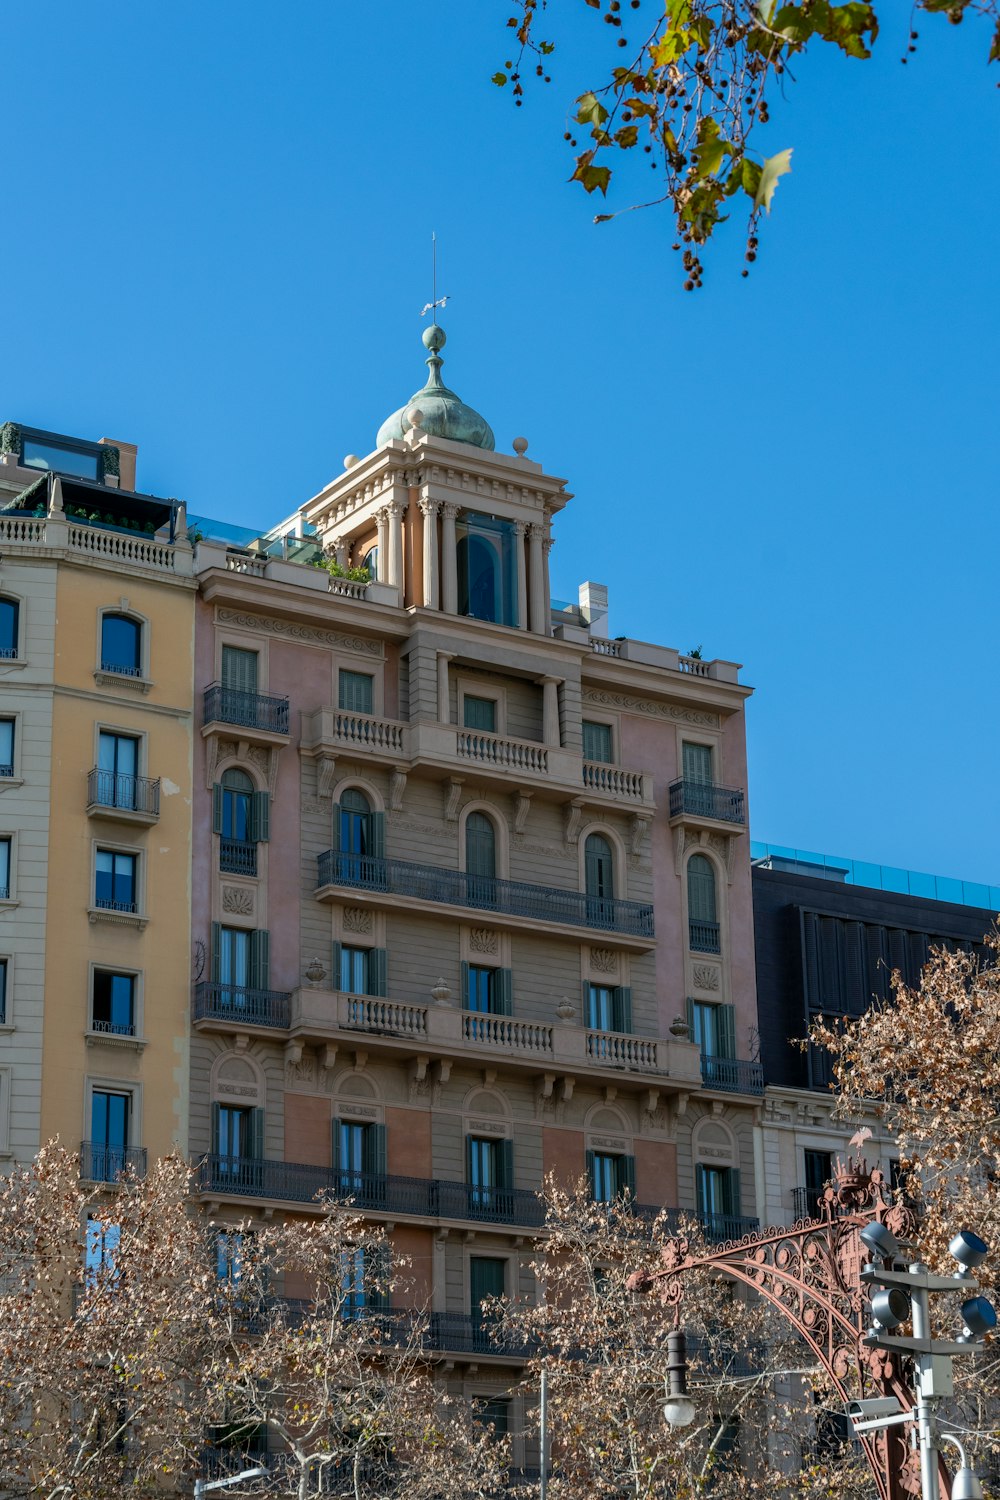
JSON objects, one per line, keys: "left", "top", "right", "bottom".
{"left": 512, "top": 436, "right": 529, "bottom": 456}
{"left": 343, "top": 454, "right": 360, "bottom": 470}
{"left": 407, "top": 407, "right": 425, "bottom": 431}
{"left": 422, "top": 323, "right": 447, "bottom": 354}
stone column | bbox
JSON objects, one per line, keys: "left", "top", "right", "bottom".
{"left": 514, "top": 521, "right": 528, "bottom": 631}
{"left": 441, "top": 502, "right": 459, "bottom": 615}
{"left": 542, "top": 531, "right": 554, "bottom": 632}
{"left": 528, "top": 523, "right": 546, "bottom": 633}
{"left": 331, "top": 535, "right": 349, "bottom": 569}
{"left": 539, "top": 676, "right": 562, "bottom": 747}
{"left": 419, "top": 498, "right": 440, "bottom": 611}
{"left": 387, "top": 500, "right": 404, "bottom": 592}
{"left": 437, "top": 652, "right": 455, "bottom": 724}
{"left": 376, "top": 508, "right": 389, "bottom": 578}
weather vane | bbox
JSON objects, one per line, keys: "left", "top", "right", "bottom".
{"left": 419, "top": 231, "right": 449, "bottom": 319}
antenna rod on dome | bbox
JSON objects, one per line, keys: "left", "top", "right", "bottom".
{"left": 419, "top": 231, "right": 450, "bottom": 319}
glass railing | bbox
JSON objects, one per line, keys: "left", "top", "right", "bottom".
{"left": 751, "top": 841, "right": 1000, "bottom": 911}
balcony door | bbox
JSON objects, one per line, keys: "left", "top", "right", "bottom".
{"left": 465, "top": 812, "right": 497, "bottom": 909}
{"left": 97, "top": 731, "right": 139, "bottom": 810}
{"left": 91, "top": 1089, "right": 131, "bottom": 1180}
{"left": 467, "top": 1136, "right": 513, "bottom": 1220}
{"left": 221, "top": 645, "right": 259, "bottom": 694}
{"left": 682, "top": 742, "right": 715, "bottom": 816}
{"left": 584, "top": 834, "right": 615, "bottom": 927}
{"left": 470, "top": 1255, "right": 506, "bottom": 1339}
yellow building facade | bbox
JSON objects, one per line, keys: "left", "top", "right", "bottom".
{"left": 0, "top": 422, "right": 195, "bottom": 1170}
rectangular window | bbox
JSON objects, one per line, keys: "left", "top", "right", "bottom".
{"left": 463, "top": 695, "right": 497, "bottom": 733}
{"left": 0, "top": 839, "right": 10, "bottom": 900}
{"left": 216, "top": 1230, "right": 246, "bottom": 1284}
{"left": 582, "top": 720, "right": 613, "bottom": 763}
{"left": 89, "top": 1089, "right": 132, "bottom": 1180}
{"left": 339, "top": 670, "right": 374, "bottom": 715}
{"left": 0, "top": 601, "right": 18, "bottom": 660}
{"left": 334, "top": 1119, "right": 388, "bottom": 1208}
{"left": 218, "top": 926, "right": 251, "bottom": 991}
{"left": 474, "top": 1397, "right": 511, "bottom": 1440}
{"left": 0, "top": 959, "right": 7, "bottom": 1025}
{"left": 340, "top": 945, "right": 371, "bottom": 994}
{"left": 457, "top": 513, "right": 518, "bottom": 627}
{"left": 217, "top": 1105, "right": 251, "bottom": 1160}
{"left": 469, "top": 1255, "right": 506, "bottom": 1326}
{"left": 95, "top": 849, "right": 137, "bottom": 913}
{"left": 92, "top": 971, "right": 136, "bottom": 1037}
{"left": 682, "top": 741, "right": 714, "bottom": 784}
{"left": 22, "top": 434, "right": 100, "bottom": 480}
{"left": 467, "top": 1136, "right": 513, "bottom": 1218}
{"left": 0, "top": 721, "right": 14, "bottom": 778}
{"left": 85, "top": 1217, "right": 121, "bottom": 1287}
{"left": 587, "top": 983, "right": 614, "bottom": 1031}
{"left": 341, "top": 1245, "right": 369, "bottom": 1319}
{"left": 697, "top": 1163, "right": 741, "bottom": 1229}
{"left": 588, "top": 1151, "right": 636, "bottom": 1204}
{"left": 221, "top": 645, "right": 259, "bottom": 693}
{"left": 804, "top": 1149, "right": 833, "bottom": 1216}
{"left": 467, "top": 965, "right": 497, "bottom": 1013}
{"left": 96, "top": 731, "right": 140, "bottom": 810}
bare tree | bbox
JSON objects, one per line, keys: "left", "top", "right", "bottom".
{"left": 494, "top": 1177, "right": 867, "bottom": 1500}
{"left": 0, "top": 1144, "right": 218, "bottom": 1499}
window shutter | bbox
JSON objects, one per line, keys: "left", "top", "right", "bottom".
{"left": 249, "top": 1108, "right": 265, "bottom": 1161}
{"left": 371, "top": 811, "right": 386, "bottom": 860}
{"left": 249, "top": 929, "right": 270, "bottom": 990}
{"left": 683, "top": 742, "right": 713, "bottom": 784}
{"left": 718, "top": 1004, "right": 737, "bottom": 1060}
{"left": 582, "top": 980, "right": 593, "bottom": 1027}
{"left": 210, "top": 922, "right": 222, "bottom": 983}
{"left": 331, "top": 1119, "right": 342, "bottom": 1173}
{"left": 332, "top": 941, "right": 342, "bottom": 991}
{"left": 330, "top": 804, "right": 341, "bottom": 854}
{"left": 461, "top": 960, "right": 470, "bottom": 1008}
{"left": 365, "top": 1122, "right": 388, "bottom": 1179}
{"left": 495, "top": 968, "right": 513, "bottom": 1017}
{"left": 696, "top": 1163, "right": 708, "bottom": 1217}
{"left": 612, "top": 986, "right": 632, "bottom": 1034}
{"left": 686, "top": 995, "right": 697, "bottom": 1043}
{"left": 465, "top": 1136, "right": 474, "bottom": 1186}
{"left": 498, "top": 1137, "right": 514, "bottom": 1191}
{"left": 369, "top": 948, "right": 387, "bottom": 999}
{"left": 724, "top": 1168, "right": 742, "bottom": 1220}
{"left": 211, "top": 1101, "right": 222, "bottom": 1155}
{"left": 250, "top": 790, "right": 270, "bottom": 843}
{"left": 586, "top": 1149, "right": 597, "bottom": 1200}
{"left": 618, "top": 1154, "right": 637, "bottom": 1202}
{"left": 370, "top": 1243, "right": 391, "bottom": 1312}
{"left": 212, "top": 784, "right": 224, "bottom": 834}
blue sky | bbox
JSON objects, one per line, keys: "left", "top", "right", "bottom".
{"left": 5, "top": 2, "right": 998, "bottom": 889}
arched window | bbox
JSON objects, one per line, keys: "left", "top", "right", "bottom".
{"left": 221, "top": 769, "right": 254, "bottom": 842}
{"left": 100, "top": 613, "right": 142, "bottom": 677}
{"left": 465, "top": 811, "right": 497, "bottom": 908}
{"left": 340, "top": 788, "right": 373, "bottom": 858}
{"left": 584, "top": 833, "right": 615, "bottom": 926}
{"left": 214, "top": 768, "right": 268, "bottom": 876}
{"left": 457, "top": 534, "right": 500, "bottom": 623}
{"left": 687, "top": 853, "right": 720, "bottom": 953}
{"left": 0, "top": 598, "right": 19, "bottom": 660}
{"left": 361, "top": 546, "right": 378, "bottom": 581}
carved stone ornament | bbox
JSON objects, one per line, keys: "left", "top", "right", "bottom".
{"left": 215, "top": 606, "right": 382, "bottom": 658}
{"left": 469, "top": 927, "right": 499, "bottom": 955}
{"left": 556, "top": 996, "right": 576, "bottom": 1024}
{"left": 669, "top": 1015, "right": 690, "bottom": 1038}
{"left": 431, "top": 978, "right": 453, "bottom": 1007}
{"left": 589, "top": 947, "right": 618, "bottom": 974}
{"left": 304, "top": 957, "right": 327, "bottom": 987}
{"left": 222, "top": 886, "right": 255, "bottom": 916}
{"left": 390, "top": 766, "right": 408, "bottom": 811}
{"left": 343, "top": 907, "right": 374, "bottom": 935}
{"left": 581, "top": 685, "right": 720, "bottom": 729}
{"left": 692, "top": 963, "right": 721, "bottom": 992}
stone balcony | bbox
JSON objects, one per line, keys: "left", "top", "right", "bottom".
{"left": 301, "top": 708, "right": 654, "bottom": 811}
{"left": 194, "top": 983, "right": 701, "bottom": 1098}
{"left": 0, "top": 509, "right": 193, "bottom": 577}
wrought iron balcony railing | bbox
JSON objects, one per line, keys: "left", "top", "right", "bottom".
{"left": 791, "top": 1186, "right": 812, "bottom": 1221}
{"left": 669, "top": 777, "right": 746, "bottom": 825}
{"left": 204, "top": 682, "right": 290, "bottom": 736}
{"left": 689, "top": 919, "right": 721, "bottom": 953}
{"left": 700, "top": 1054, "right": 764, "bottom": 1096}
{"left": 87, "top": 767, "right": 160, "bottom": 816}
{"left": 80, "top": 1141, "right": 147, "bottom": 1182}
{"left": 220, "top": 838, "right": 258, "bottom": 877}
{"left": 316, "top": 851, "right": 655, "bottom": 938}
{"left": 194, "top": 982, "right": 291, "bottom": 1030}
{"left": 700, "top": 1212, "right": 760, "bottom": 1242}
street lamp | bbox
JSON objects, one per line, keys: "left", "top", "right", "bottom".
{"left": 662, "top": 1328, "right": 696, "bottom": 1428}
{"left": 848, "top": 1224, "right": 997, "bottom": 1500}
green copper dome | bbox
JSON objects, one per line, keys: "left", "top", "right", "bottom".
{"left": 376, "top": 325, "right": 495, "bottom": 451}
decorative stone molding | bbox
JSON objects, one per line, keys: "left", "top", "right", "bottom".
{"left": 629, "top": 813, "right": 651, "bottom": 857}
{"left": 513, "top": 790, "right": 532, "bottom": 835}
{"left": 589, "top": 948, "right": 618, "bottom": 975}
{"left": 317, "top": 754, "right": 338, "bottom": 800}
{"left": 304, "top": 957, "right": 328, "bottom": 987}
{"left": 222, "top": 885, "right": 255, "bottom": 916}
{"left": 390, "top": 766, "right": 408, "bottom": 811}
{"left": 215, "top": 606, "right": 383, "bottom": 658}
{"left": 469, "top": 928, "right": 499, "bottom": 955}
{"left": 581, "top": 685, "right": 720, "bottom": 729}
{"left": 444, "top": 777, "right": 465, "bottom": 823}
{"left": 205, "top": 734, "right": 279, "bottom": 796}
{"left": 343, "top": 907, "right": 374, "bottom": 935}
{"left": 563, "top": 797, "right": 585, "bottom": 846}
{"left": 692, "top": 963, "right": 721, "bottom": 992}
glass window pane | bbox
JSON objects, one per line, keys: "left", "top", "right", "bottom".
{"left": 340, "top": 946, "right": 369, "bottom": 994}
{"left": 0, "top": 601, "right": 18, "bottom": 658}
{"left": 0, "top": 721, "right": 13, "bottom": 775}
{"left": 587, "top": 984, "right": 613, "bottom": 1030}
{"left": 467, "top": 966, "right": 496, "bottom": 1013}
{"left": 93, "top": 971, "right": 135, "bottom": 1035}
{"left": 22, "top": 437, "right": 100, "bottom": 479}
{"left": 101, "top": 615, "right": 141, "bottom": 674}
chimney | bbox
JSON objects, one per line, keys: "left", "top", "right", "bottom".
{"left": 578, "top": 580, "right": 609, "bottom": 638}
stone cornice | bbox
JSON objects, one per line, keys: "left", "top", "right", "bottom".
{"left": 214, "top": 606, "right": 384, "bottom": 658}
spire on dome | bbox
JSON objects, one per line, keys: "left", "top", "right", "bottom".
{"left": 375, "top": 325, "right": 495, "bottom": 452}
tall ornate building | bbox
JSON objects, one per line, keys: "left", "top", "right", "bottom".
{"left": 0, "top": 422, "right": 195, "bottom": 1171}
{"left": 189, "top": 325, "right": 762, "bottom": 1449}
